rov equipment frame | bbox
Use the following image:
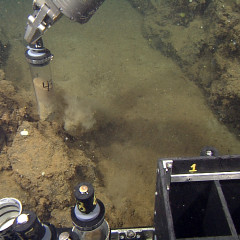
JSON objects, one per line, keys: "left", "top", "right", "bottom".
{"left": 155, "top": 155, "right": 240, "bottom": 240}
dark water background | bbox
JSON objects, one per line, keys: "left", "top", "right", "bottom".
{"left": 1, "top": 0, "right": 240, "bottom": 227}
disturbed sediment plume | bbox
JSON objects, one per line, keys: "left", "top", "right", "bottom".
{"left": 63, "top": 96, "right": 96, "bottom": 135}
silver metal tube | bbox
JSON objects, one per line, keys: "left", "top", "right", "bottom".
{"left": 0, "top": 198, "right": 22, "bottom": 238}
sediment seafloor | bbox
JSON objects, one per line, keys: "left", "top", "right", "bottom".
{"left": 1, "top": 0, "right": 240, "bottom": 229}
{"left": 129, "top": 0, "right": 240, "bottom": 133}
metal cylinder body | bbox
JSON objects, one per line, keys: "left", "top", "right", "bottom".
{"left": 52, "top": 0, "right": 105, "bottom": 23}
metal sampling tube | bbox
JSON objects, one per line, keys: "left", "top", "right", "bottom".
{"left": 25, "top": 39, "right": 55, "bottom": 121}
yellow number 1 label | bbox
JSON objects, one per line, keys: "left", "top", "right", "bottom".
{"left": 189, "top": 163, "right": 197, "bottom": 173}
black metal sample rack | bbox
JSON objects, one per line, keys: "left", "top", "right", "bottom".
{"left": 155, "top": 155, "right": 240, "bottom": 240}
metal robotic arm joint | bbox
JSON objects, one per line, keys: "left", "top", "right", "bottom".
{"left": 25, "top": 0, "right": 62, "bottom": 44}
{"left": 24, "top": 0, "right": 106, "bottom": 45}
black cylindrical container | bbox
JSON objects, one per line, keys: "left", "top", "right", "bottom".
{"left": 74, "top": 182, "right": 97, "bottom": 214}
{"left": 12, "top": 210, "right": 56, "bottom": 240}
{"left": 71, "top": 183, "right": 110, "bottom": 240}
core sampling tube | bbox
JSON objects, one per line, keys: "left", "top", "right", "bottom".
{"left": 25, "top": 39, "right": 55, "bottom": 121}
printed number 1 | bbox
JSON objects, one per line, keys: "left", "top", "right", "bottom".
{"left": 189, "top": 163, "right": 197, "bottom": 173}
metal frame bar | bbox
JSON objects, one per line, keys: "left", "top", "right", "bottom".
{"left": 171, "top": 171, "right": 240, "bottom": 182}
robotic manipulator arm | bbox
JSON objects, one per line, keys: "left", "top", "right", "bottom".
{"left": 24, "top": 0, "right": 105, "bottom": 121}
{"left": 24, "top": 0, "right": 105, "bottom": 45}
